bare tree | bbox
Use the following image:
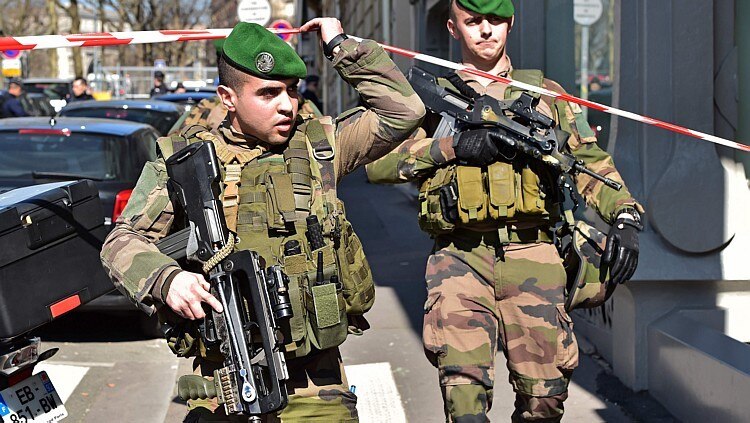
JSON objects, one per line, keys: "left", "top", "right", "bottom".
{"left": 105, "top": 0, "right": 211, "bottom": 67}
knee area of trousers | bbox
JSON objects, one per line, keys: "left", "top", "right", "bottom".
{"left": 444, "top": 383, "right": 493, "bottom": 422}
{"left": 439, "top": 363, "right": 494, "bottom": 388}
{"left": 511, "top": 392, "right": 569, "bottom": 422}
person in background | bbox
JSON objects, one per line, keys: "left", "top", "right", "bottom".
{"left": 301, "top": 74, "right": 324, "bottom": 113}
{"left": 173, "top": 82, "right": 187, "bottom": 94}
{"left": 150, "top": 70, "right": 167, "bottom": 97}
{"left": 67, "top": 77, "right": 94, "bottom": 102}
{"left": 2, "top": 78, "right": 28, "bottom": 118}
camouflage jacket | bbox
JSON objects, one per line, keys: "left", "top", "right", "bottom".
{"left": 366, "top": 69, "right": 643, "bottom": 225}
{"left": 168, "top": 96, "right": 226, "bottom": 135}
{"left": 101, "top": 38, "right": 425, "bottom": 314}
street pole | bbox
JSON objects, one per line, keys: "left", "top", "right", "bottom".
{"left": 580, "top": 24, "right": 589, "bottom": 120}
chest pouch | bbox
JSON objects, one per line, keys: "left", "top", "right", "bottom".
{"left": 487, "top": 161, "right": 516, "bottom": 220}
{"left": 456, "top": 166, "right": 488, "bottom": 224}
{"left": 417, "top": 165, "right": 457, "bottom": 235}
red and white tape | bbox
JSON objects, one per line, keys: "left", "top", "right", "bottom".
{"left": 1, "top": 27, "right": 746, "bottom": 152}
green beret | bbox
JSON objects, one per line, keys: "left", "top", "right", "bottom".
{"left": 221, "top": 22, "right": 307, "bottom": 80}
{"left": 213, "top": 38, "right": 224, "bottom": 55}
{"left": 456, "top": 0, "right": 514, "bottom": 18}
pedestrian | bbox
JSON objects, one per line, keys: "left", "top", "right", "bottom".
{"left": 67, "top": 77, "right": 94, "bottom": 102}
{"left": 366, "top": 0, "right": 643, "bottom": 421}
{"left": 301, "top": 75, "right": 323, "bottom": 113}
{"left": 101, "top": 19, "right": 424, "bottom": 422}
{"left": 150, "top": 70, "right": 167, "bottom": 97}
{"left": 173, "top": 82, "right": 187, "bottom": 94}
{"left": 1, "top": 78, "right": 28, "bottom": 118}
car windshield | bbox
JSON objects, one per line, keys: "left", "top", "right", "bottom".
{"left": 60, "top": 107, "right": 178, "bottom": 135}
{"left": 22, "top": 83, "right": 70, "bottom": 100}
{"left": 0, "top": 130, "right": 124, "bottom": 180}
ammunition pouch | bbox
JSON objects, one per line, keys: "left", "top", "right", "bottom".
{"left": 562, "top": 221, "right": 617, "bottom": 312}
{"left": 418, "top": 163, "right": 554, "bottom": 235}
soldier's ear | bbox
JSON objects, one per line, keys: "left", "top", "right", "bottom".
{"left": 447, "top": 18, "right": 459, "bottom": 40}
{"left": 509, "top": 15, "right": 514, "bottom": 34}
{"left": 217, "top": 85, "right": 237, "bottom": 112}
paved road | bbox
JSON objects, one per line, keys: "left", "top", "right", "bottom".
{"left": 33, "top": 168, "right": 674, "bottom": 422}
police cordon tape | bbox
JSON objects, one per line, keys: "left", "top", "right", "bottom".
{"left": 2, "top": 27, "right": 748, "bottom": 153}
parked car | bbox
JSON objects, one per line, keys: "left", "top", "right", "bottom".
{"left": 58, "top": 99, "right": 185, "bottom": 135}
{"left": 154, "top": 91, "right": 217, "bottom": 111}
{"left": 0, "top": 91, "right": 55, "bottom": 117}
{"left": 0, "top": 117, "right": 162, "bottom": 334}
{"left": 22, "top": 78, "right": 73, "bottom": 112}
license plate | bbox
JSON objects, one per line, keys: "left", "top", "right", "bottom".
{"left": 0, "top": 371, "right": 67, "bottom": 422}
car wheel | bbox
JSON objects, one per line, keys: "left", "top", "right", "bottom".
{"left": 139, "top": 314, "right": 165, "bottom": 339}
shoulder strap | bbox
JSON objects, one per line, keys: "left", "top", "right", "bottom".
{"left": 305, "top": 117, "right": 337, "bottom": 194}
{"left": 506, "top": 69, "right": 545, "bottom": 99}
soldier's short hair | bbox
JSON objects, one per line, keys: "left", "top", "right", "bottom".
{"left": 217, "top": 56, "right": 248, "bottom": 93}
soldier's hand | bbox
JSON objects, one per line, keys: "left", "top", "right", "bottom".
{"left": 602, "top": 216, "right": 642, "bottom": 285}
{"left": 166, "top": 271, "right": 223, "bottom": 320}
{"left": 453, "top": 128, "right": 516, "bottom": 167}
{"left": 300, "top": 17, "right": 344, "bottom": 45}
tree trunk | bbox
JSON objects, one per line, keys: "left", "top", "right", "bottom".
{"left": 69, "top": 0, "right": 83, "bottom": 77}
{"left": 46, "top": 0, "right": 59, "bottom": 77}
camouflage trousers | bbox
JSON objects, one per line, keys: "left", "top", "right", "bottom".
{"left": 423, "top": 232, "right": 579, "bottom": 422}
{"left": 184, "top": 347, "right": 358, "bottom": 422}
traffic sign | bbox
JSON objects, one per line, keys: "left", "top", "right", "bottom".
{"left": 270, "top": 20, "right": 294, "bottom": 42}
{"left": 2, "top": 58, "right": 21, "bottom": 77}
{"left": 238, "top": 0, "right": 272, "bottom": 26}
{"left": 1, "top": 50, "right": 20, "bottom": 60}
{"left": 574, "top": 0, "right": 603, "bottom": 26}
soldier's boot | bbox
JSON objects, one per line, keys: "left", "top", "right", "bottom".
{"left": 510, "top": 391, "right": 568, "bottom": 422}
{"left": 443, "top": 383, "right": 493, "bottom": 423}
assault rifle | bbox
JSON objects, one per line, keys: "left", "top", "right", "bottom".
{"left": 407, "top": 66, "right": 622, "bottom": 191}
{"left": 155, "top": 141, "right": 292, "bottom": 420}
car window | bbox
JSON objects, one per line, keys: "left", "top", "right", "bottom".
{"left": 59, "top": 107, "right": 179, "bottom": 135}
{"left": 0, "top": 131, "right": 126, "bottom": 180}
{"left": 22, "top": 83, "right": 70, "bottom": 100}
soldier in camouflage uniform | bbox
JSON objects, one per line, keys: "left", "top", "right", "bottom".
{"left": 366, "top": 0, "right": 643, "bottom": 421}
{"left": 101, "top": 19, "right": 424, "bottom": 422}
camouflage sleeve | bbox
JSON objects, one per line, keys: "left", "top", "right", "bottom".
{"left": 331, "top": 38, "right": 426, "bottom": 179}
{"left": 168, "top": 97, "right": 227, "bottom": 135}
{"left": 544, "top": 79, "right": 644, "bottom": 223}
{"left": 100, "top": 158, "right": 180, "bottom": 315}
{"left": 365, "top": 128, "right": 455, "bottom": 184}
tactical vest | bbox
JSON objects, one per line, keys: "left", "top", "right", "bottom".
{"left": 157, "top": 113, "right": 375, "bottom": 360}
{"left": 418, "top": 69, "right": 573, "bottom": 241}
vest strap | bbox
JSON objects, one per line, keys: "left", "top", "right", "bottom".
{"left": 222, "top": 163, "right": 242, "bottom": 233}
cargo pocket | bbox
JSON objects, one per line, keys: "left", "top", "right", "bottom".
{"left": 422, "top": 292, "right": 446, "bottom": 367}
{"left": 281, "top": 252, "right": 311, "bottom": 358}
{"left": 305, "top": 245, "right": 348, "bottom": 351}
{"left": 418, "top": 166, "right": 457, "bottom": 234}
{"left": 555, "top": 304, "right": 579, "bottom": 371}
{"left": 265, "top": 172, "right": 296, "bottom": 229}
{"left": 336, "top": 216, "right": 375, "bottom": 315}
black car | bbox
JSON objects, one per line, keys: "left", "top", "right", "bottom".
{"left": 0, "top": 117, "right": 162, "bottom": 332}
{"left": 58, "top": 99, "right": 185, "bottom": 135}
{"left": 21, "top": 78, "right": 73, "bottom": 113}
{"left": 154, "top": 91, "right": 217, "bottom": 111}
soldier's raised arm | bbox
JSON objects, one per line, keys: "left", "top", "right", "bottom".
{"left": 299, "top": 18, "right": 426, "bottom": 181}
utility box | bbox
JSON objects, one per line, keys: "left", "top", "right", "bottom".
{"left": 0, "top": 180, "right": 113, "bottom": 339}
